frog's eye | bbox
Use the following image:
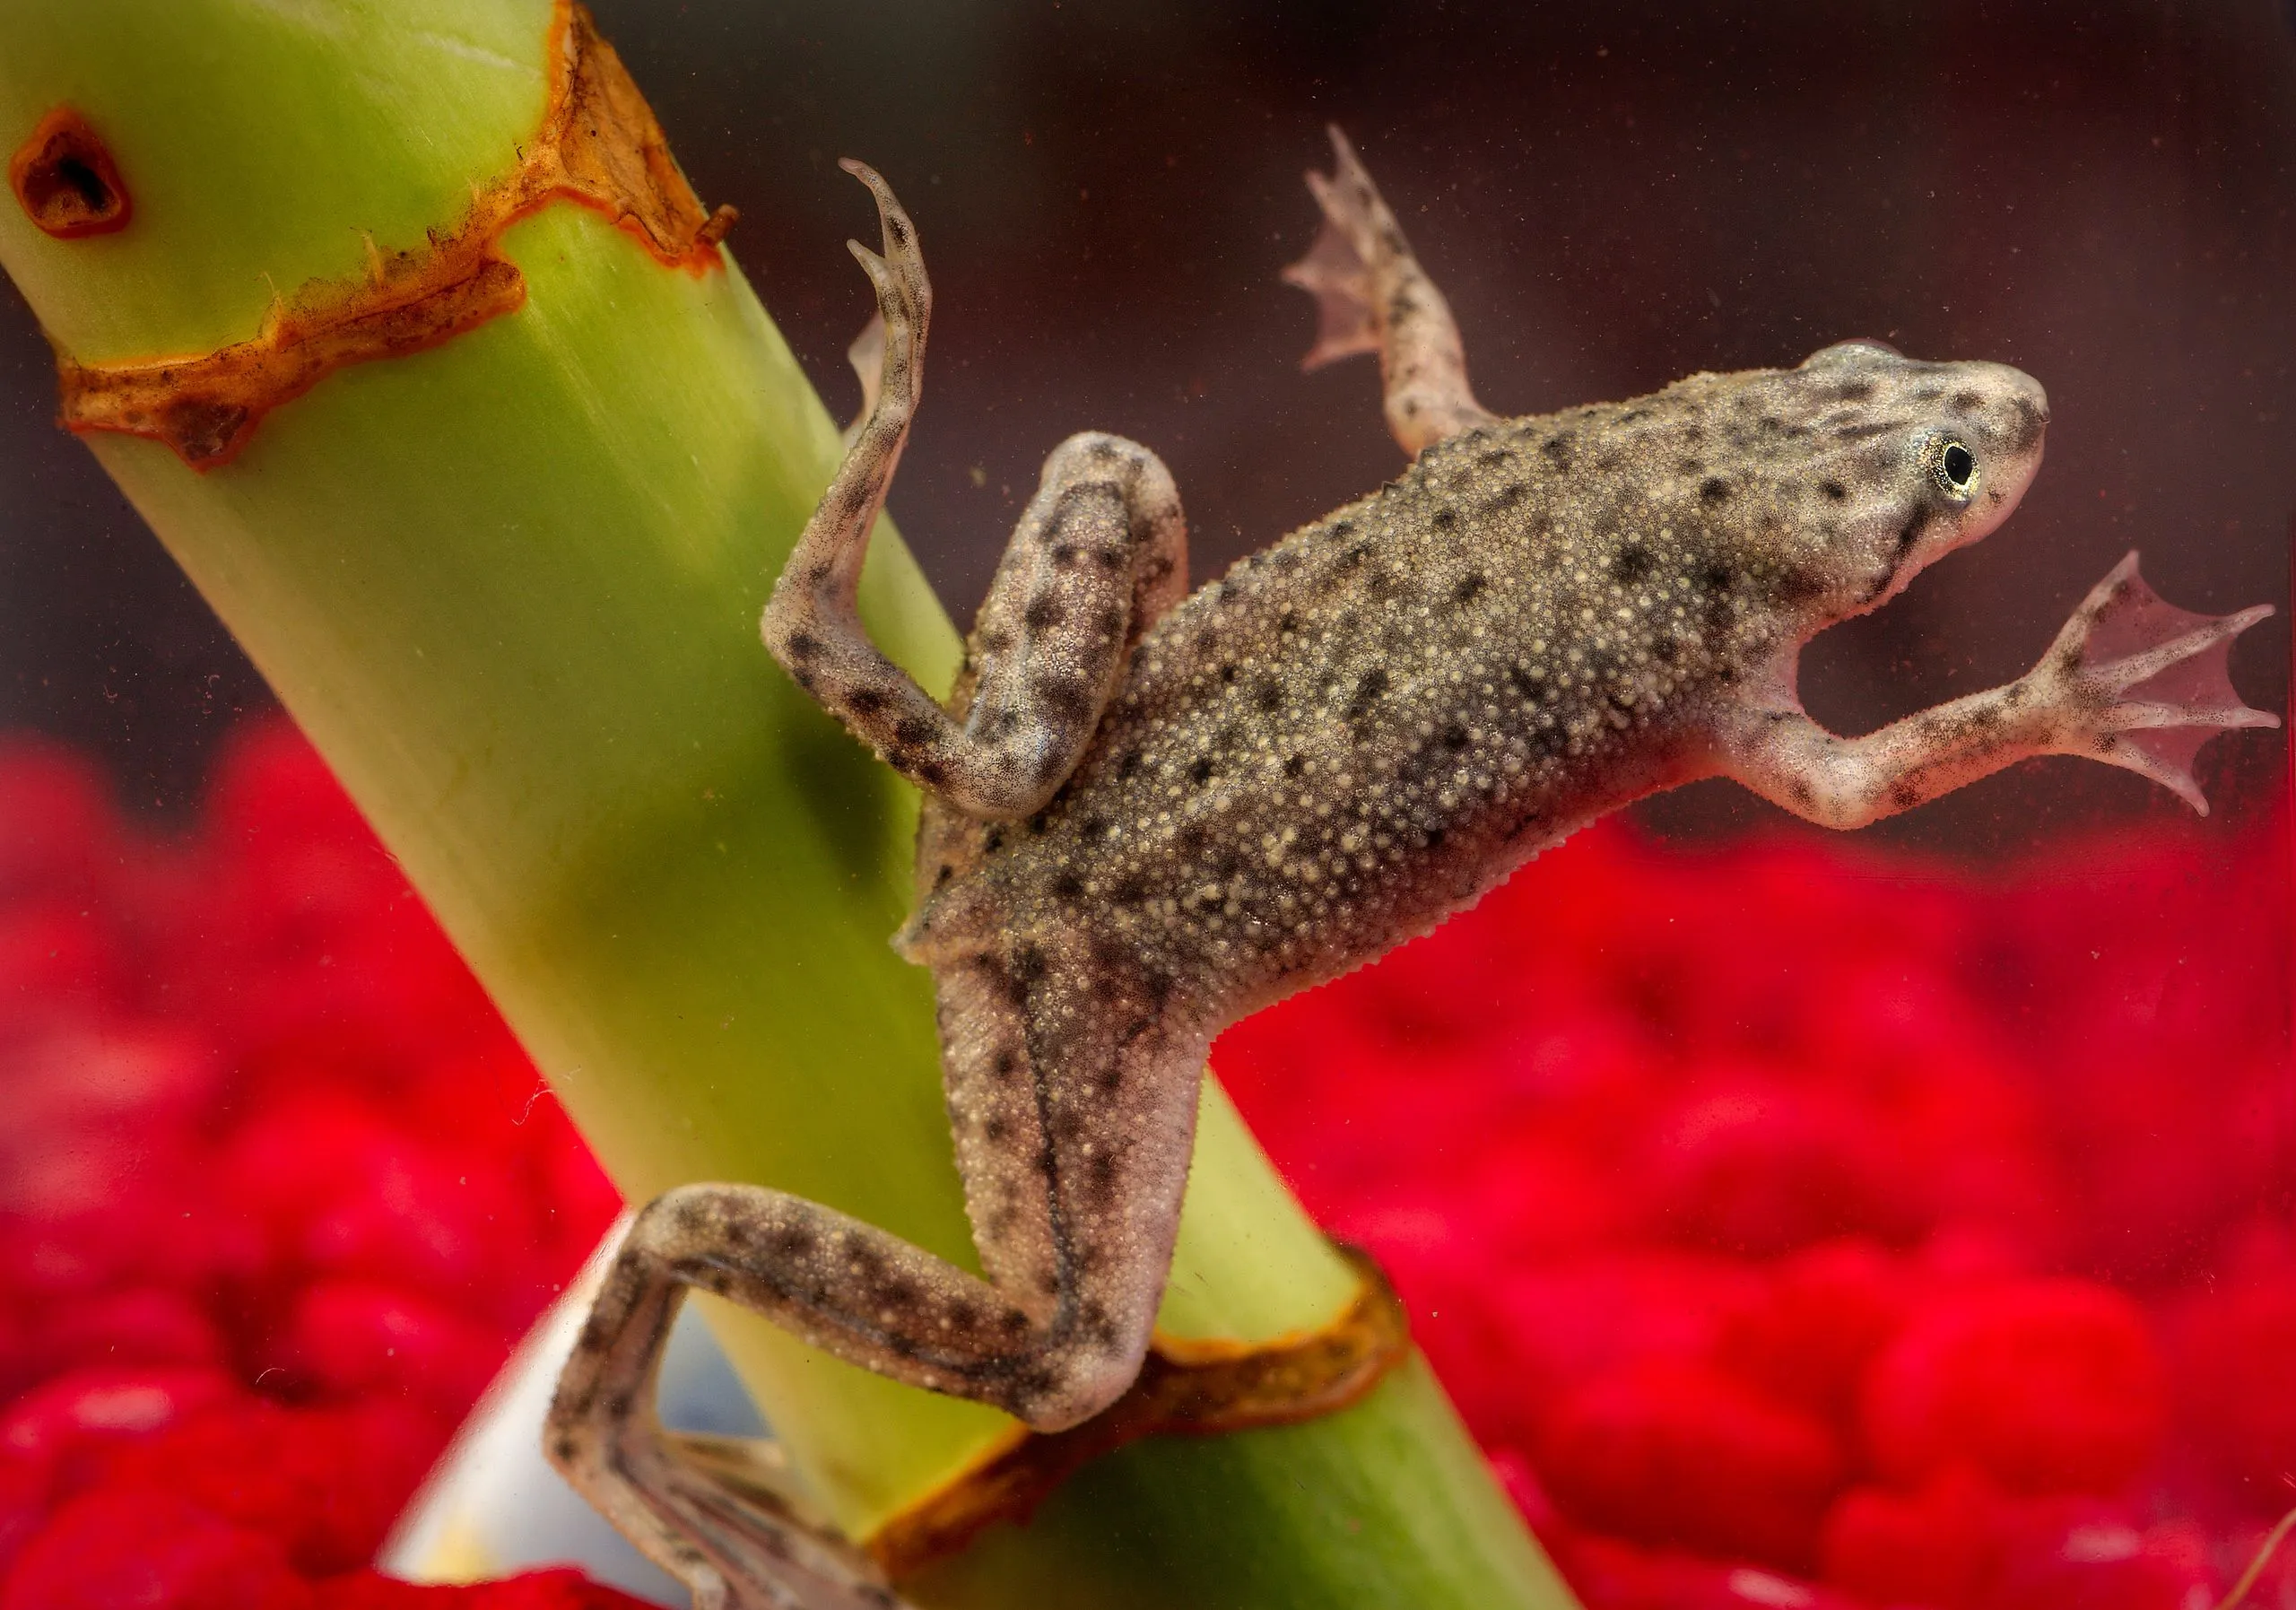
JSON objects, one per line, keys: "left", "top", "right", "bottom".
{"left": 1927, "top": 436, "right": 1979, "bottom": 501}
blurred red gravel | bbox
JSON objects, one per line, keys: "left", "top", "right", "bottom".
{"left": 0, "top": 722, "right": 632, "bottom": 1609}
{"left": 1217, "top": 784, "right": 2296, "bottom": 1609}
{"left": 3, "top": 715, "right": 2292, "bottom": 1609}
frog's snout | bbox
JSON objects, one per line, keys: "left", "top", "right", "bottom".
{"left": 1972, "top": 361, "right": 2049, "bottom": 457}
{"left": 1944, "top": 362, "right": 2049, "bottom": 545}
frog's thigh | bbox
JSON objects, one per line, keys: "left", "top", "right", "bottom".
{"left": 950, "top": 431, "right": 1187, "bottom": 805}
{"left": 932, "top": 926, "right": 1202, "bottom": 1350}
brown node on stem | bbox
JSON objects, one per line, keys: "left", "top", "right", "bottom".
{"left": 9, "top": 107, "right": 133, "bottom": 239}
{"left": 53, "top": 1, "right": 738, "bottom": 471}
{"left": 865, "top": 1245, "right": 1413, "bottom": 1581}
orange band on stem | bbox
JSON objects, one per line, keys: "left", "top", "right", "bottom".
{"left": 41, "top": 2, "right": 735, "bottom": 470}
{"left": 866, "top": 1246, "right": 1413, "bottom": 1581}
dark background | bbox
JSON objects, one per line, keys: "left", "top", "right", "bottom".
{"left": 4, "top": 0, "right": 2292, "bottom": 850}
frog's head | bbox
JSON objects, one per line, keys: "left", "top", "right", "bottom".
{"left": 1688, "top": 339, "right": 2049, "bottom": 631}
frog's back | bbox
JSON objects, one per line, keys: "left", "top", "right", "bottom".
{"left": 904, "top": 395, "right": 1732, "bottom": 999}
{"left": 911, "top": 347, "right": 2051, "bottom": 1019}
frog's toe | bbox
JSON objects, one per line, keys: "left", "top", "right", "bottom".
{"left": 841, "top": 309, "right": 886, "bottom": 446}
{"left": 1283, "top": 127, "right": 1380, "bottom": 370}
{"left": 1282, "top": 213, "right": 1377, "bottom": 370}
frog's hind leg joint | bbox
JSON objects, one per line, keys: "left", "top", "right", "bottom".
{"left": 935, "top": 431, "right": 1188, "bottom": 806}
{"left": 1283, "top": 125, "right": 1496, "bottom": 457}
{"left": 545, "top": 1215, "right": 907, "bottom": 1610}
{"left": 764, "top": 164, "right": 1187, "bottom": 821}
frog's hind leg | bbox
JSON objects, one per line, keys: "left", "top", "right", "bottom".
{"left": 765, "top": 163, "right": 1187, "bottom": 822}
{"left": 548, "top": 935, "right": 1205, "bottom": 1606}
{"left": 1283, "top": 125, "right": 1496, "bottom": 457}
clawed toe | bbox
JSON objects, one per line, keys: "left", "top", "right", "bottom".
{"left": 831, "top": 161, "right": 929, "bottom": 439}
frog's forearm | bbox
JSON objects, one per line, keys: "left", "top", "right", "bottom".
{"left": 1718, "top": 682, "right": 2055, "bottom": 830}
{"left": 1722, "top": 556, "right": 2278, "bottom": 829}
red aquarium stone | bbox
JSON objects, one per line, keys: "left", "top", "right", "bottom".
{"left": 2, "top": 715, "right": 2291, "bottom": 1608}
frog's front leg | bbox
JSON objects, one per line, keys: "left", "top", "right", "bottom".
{"left": 1283, "top": 125, "right": 1496, "bottom": 456}
{"left": 763, "top": 163, "right": 1186, "bottom": 821}
{"left": 1718, "top": 553, "right": 2277, "bottom": 827}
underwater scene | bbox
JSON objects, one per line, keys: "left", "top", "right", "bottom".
{"left": 2, "top": 4, "right": 2291, "bottom": 1610}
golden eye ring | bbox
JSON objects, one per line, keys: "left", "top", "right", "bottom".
{"left": 1926, "top": 436, "right": 1979, "bottom": 501}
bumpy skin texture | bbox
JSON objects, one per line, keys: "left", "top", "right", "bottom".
{"left": 546, "top": 134, "right": 2276, "bottom": 1610}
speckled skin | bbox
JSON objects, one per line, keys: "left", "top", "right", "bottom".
{"left": 545, "top": 135, "right": 2277, "bottom": 1610}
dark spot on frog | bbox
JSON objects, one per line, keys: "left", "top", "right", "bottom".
{"left": 784, "top": 630, "right": 820, "bottom": 661}
{"left": 1454, "top": 571, "right": 1487, "bottom": 605}
{"left": 1432, "top": 507, "right": 1457, "bottom": 530}
{"left": 1254, "top": 679, "right": 1284, "bottom": 713}
{"left": 1772, "top": 566, "right": 1821, "bottom": 605}
{"left": 1033, "top": 674, "right": 1091, "bottom": 721}
{"left": 1950, "top": 390, "right": 1984, "bottom": 413}
{"left": 2007, "top": 394, "right": 2048, "bottom": 452}
{"left": 1700, "top": 477, "right": 1731, "bottom": 504}
{"left": 1188, "top": 757, "right": 1215, "bottom": 786}
{"left": 847, "top": 686, "right": 888, "bottom": 715}
{"left": 1087, "top": 1152, "right": 1119, "bottom": 1204}
{"left": 1821, "top": 480, "right": 1847, "bottom": 501}
{"left": 1346, "top": 666, "right": 1390, "bottom": 719}
{"left": 894, "top": 716, "right": 938, "bottom": 748}
{"left": 1611, "top": 545, "right": 1652, "bottom": 584}
{"left": 1283, "top": 753, "right": 1306, "bottom": 778}
{"left": 1441, "top": 723, "right": 1470, "bottom": 752}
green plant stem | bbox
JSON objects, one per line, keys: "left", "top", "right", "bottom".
{"left": 0, "top": 5, "right": 1574, "bottom": 1605}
